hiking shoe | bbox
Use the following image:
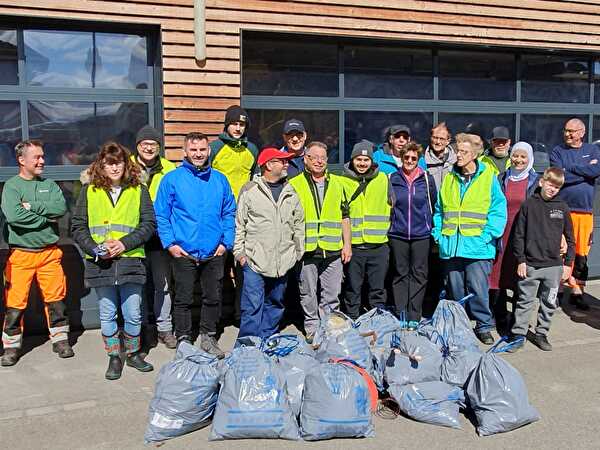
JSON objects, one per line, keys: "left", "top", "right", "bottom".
{"left": 476, "top": 331, "right": 495, "bottom": 345}
{"left": 158, "top": 331, "right": 177, "bottom": 350}
{"left": 200, "top": 334, "right": 225, "bottom": 359}
{"left": 531, "top": 333, "right": 553, "bottom": 351}
{"left": 506, "top": 335, "right": 526, "bottom": 353}
{"left": 105, "top": 355, "right": 123, "bottom": 380}
{"left": 569, "top": 294, "right": 590, "bottom": 311}
{"left": 126, "top": 352, "right": 154, "bottom": 372}
{"left": 407, "top": 321, "right": 419, "bottom": 331}
{"left": 1, "top": 348, "right": 19, "bottom": 367}
{"left": 52, "top": 340, "right": 74, "bottom": 359}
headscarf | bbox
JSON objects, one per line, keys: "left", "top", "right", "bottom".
{"left": 507, "top": 141, "right": 534, "bottom": 182}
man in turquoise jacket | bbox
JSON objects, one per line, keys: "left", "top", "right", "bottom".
{"left": 373, "top": 124, "right": 427, "bottom": 175}
{"left": 432, "top": 133, "right": 507, "bottom": 345}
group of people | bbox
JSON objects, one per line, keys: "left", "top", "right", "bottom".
{"left": 2, "top": 105, "right": 598, "bottom": 379}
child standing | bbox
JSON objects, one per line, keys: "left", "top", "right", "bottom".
{"left": 508, "top": 167, "right": 575, "bottom": 352}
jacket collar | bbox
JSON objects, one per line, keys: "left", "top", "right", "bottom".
{"left": 218, "top": 132, "right": 248, "bottom": 148}
{"left": 182, "top": 158, "right": 211, "bottom": 178}
{"left": 342, "top": 162, "right": 380, "bottom": 181}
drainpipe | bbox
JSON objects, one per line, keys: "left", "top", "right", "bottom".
{"left": 194, "top": 0, "right": 206, "bottom": 66}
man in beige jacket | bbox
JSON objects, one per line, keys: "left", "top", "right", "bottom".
{"left": 234, "top": 147, "right": 305, "bottom": 338}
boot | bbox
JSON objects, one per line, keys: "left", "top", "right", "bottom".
{"left": 199, "top": 333, "right": 225, "bottom": 359}
{"left": 52, "top": 340, "right": 74, "bottom": 359}
{"left": 158, "top": 331, "right": 177, "bottom": 349}
{"left": 123, "top": 332, "right": 154, "bottom": 372}
{"left": 1, "top": 348, "right": 19, "bottom": 367}
{"left": 105, "top": 355, "right": 123, "bottom": 380}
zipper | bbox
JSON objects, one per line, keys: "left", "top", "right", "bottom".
{"left": 407, "top": 183, "right": 412, "bottom": 240}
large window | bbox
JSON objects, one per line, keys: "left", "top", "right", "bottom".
{"left": 242, "top": 31, "right": 600, "bottom": 164}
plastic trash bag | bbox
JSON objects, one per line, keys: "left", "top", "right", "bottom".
{"left": 209, "top": 343, "right": 300, "bottom": 441}
{"left": 440, "top": 340, "right": 483, "bottom": 388}
{"left": 465, "top": 339, "right": 540, "bottom": 436}
{"left": 355, "top": 308, "right": 401, "bottom": 349}
{"left": 313, "top": 310, "right": 354, "bottom": 345}
{"left": 262, "top": 334, "right": 319, "bottom": 417}
{"left": 144, "top": 342, "right": 220, "bottom": 443}
{"left": 300, "top": 361, "right": 376, "bottom": 440}
{"left": 315, "top": 326, "right": 374, "bottom": 375}
{"left": 384, "top": 332, "right": 442, "bottom": 387}
{"left": 429, "top": 296, "right": 480, "bottom": 348}
{"left": 389, "top": 381, "right": 466, "bottom": 429}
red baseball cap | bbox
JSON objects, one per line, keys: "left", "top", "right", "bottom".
{"left": 258, "top": 147, "right": 295, "bottom": 166}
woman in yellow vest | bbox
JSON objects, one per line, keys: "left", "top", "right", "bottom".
{"left": 71, "top": 142, "right": 156, "bottom": 380}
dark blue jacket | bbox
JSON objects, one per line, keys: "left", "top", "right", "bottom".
{"left": 498, "top": 169, "right": 540, "bottom": 198}
{"left": 388, "top": 169, "right": 437, "bottom": 240}
{"left": 281, "top": 145, "right": 305, "bottom": 179}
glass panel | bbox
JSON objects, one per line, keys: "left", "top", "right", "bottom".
{"left": 95, "top": 33, "right": 149, "bottom": 89}
{"left": 521, "top": 54, "right": 590, "bottom": 103}
{"left": 594, "top": 116, "right": 600, "bottom": 146}
{"left": 344, "top": 111, "right": 433, "bottom": 162}
{"left": 242, "top": 35, "right": 338, "bottom": 97}
{"left": 28, "top": 101, "right": 149, "bottom": 165}
{"left": 246, "top": 109, "right": 339, "bottom": 161}
{"left": 344, "top": 45, "right": 433, "bottom": 99}
{"left": 595, "top": 60, "right": 600, "bottom": 104}
{"left": 0, "top": 101, "right": 21, "bottom": 166}
{"left": 0, "top": 29, "right": 18, "bottom": 85}
{"left": 439, "top": 50, "right": 516, "bottom": 101}
{"left": 438, "top": 113, "right": 515, "bottom": 145}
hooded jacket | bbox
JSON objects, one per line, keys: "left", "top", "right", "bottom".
{"left": 233, "top": 176, "right": 305, "bottom": 277}
{"left": 424, "top": 144, "right": 457, "bottom": 190}
{"left": 372, "top": 143, "right": 428, "bottom": 175}
{"left": 498, "top": 169, "right": 539, "bottom": 198}
{"left": 154, "top": 159, "right": 236, "bottom": 260}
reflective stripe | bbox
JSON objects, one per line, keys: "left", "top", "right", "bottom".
{"left": 89, "top": 225, "right": 109, "bottom": 235}
{"left": 442, "top": 224, "right": 457, "bottom": 231}
{"left": 90, "top": 224, "right": 135, "bottom": 235}
{"left": 352, "top": 231, "right": 363, "bottom": 238}
{"left": 443, "top": 211, "right": 487, "bottom": 221}
{"left": 321, "top": 221, "right": 342, "bottom": 229}
{"left": 363, "top": 229, "right": 388, "bottom": 236}
{"left": 351, "top": 218, "right": 364, "bottom": 226}
{"left": 305, "top": 236, "right": 318, "bottom": 244}
{"left": 364, "top": 215, "right": 389, "bottom": 223}
{"left": 443, "top": 212, "right": 460, "bottom": 220}
{"left": 460, "top": 223, "right": 485, "bottom": 230}
{"left": 305, "top": 222, "right": 319, "bottom": 230}
{"left": 320, "top": 235, "right": 342, "bottom": 243}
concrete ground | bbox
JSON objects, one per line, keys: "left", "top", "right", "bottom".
{"left": 1, "top": 288, "right": 599, "bottom": 450}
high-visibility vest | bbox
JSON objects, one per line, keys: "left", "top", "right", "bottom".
{"left": 479, "top": 154, "right": 510, "bottom": 176}
{"left": 342, "top": 172, "right": 390, "bottom": 245}
{"left": 289, "top": 173, "right": 345, "bottom": 252}
{"left": 440, "top": 166, "right": 494, "bottom": 237}
{"left": 130, "top": 155, "right": 176, "bottom": 202}
{"left": 87, "top": 185, "right": 144, "bottom": 258}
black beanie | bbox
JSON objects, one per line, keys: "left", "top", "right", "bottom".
{"left": 224, "top": 105, "right": 249, "bottom": 130}
{"left": 136, "top": 125, "right": 161, "bottom": 146}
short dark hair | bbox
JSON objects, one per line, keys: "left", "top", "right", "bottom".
{"left": 15, "top": 139, "right": 44, "bottom": 160}
{"left": 183, "top": 132, "right": 208, "bottom": 147}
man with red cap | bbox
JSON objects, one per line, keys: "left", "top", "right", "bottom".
{"left": 234, "top": 148, "right": 305, "bottom": 337}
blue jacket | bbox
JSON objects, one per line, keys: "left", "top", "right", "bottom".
{"left": 498, "top": 169, "right": 539, "bottom": 198}
{"left": 373, "top": 143, "right": 427, "bottom": 175}
{"left": 154, "top": 159, "right": 236, "bottom": 260}
{"left": 549, "top": 143, "right": 600, "bottom": 213}
{"left": 432, "top": 161, "right": 507, "bottom": 260}
{"left": 388, "top": 169, "right": 437, "bottom": 240}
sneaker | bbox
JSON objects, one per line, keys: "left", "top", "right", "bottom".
{"left": 1, "top": 348, "right": 19, "bottom": 367}
{"left": 506, "top": 335, "right": 526, "bottom": 353}
{"left": 200, "top": 334, "right": 225, "bottom": 359}
{"left": 476, "top": 331, "right": 495, "bottom": 345}
{"left": 158, "top": 331, "right": 177, "bottom": 350}
{"left": 407, "top": 321, "right": 419, "bottom": 331}
{"left": 569, "top": 294, "right": 590, "bottom": 311}
{"left": 52, "top": 340, "right": 74, "bottom": 359}
{"left": 531, "top": 333, "right": 553, "bottom": 351}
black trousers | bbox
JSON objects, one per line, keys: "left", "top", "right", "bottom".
{"left": 344, "top": 245, "right": 389, "bottom": 319}
{"left": 389, "top": 237, "right": 430, "bottom": 322}
{"left": 171, "top": 254, "right": 225, "bottom": 338}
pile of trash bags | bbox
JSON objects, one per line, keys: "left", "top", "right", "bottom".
{"left": 144, "top": 298, "right": 540, "bottom": 443}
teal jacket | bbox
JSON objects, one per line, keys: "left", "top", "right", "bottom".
{"left": 432, "top": 161, "right": 507, "bottom": 260}
{"left": 373, "top": 143, "right": 427, "bottom": 175}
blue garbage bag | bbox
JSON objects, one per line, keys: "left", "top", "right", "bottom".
{"left": 465, "top": 338, "right": 541, "bottom": 436}
{"left": 384, "top": 332, "right": 442, "bottom": 387}
{"left": 429, "top": 296, "right": 480, "bottom": 348}
{"left": 355, "top": 308, "right": 401, "bottom": 349}
{"left": 315, "top": 326, "right": 374, "bottom": 376}
{"left": 209, "top": 343, "right": 300, "bottom": 440}
{"left": 389, "top": 381, "right": 466, "bottom": 429}
{"left": 300, "top": 361, "right": 375, "bottom": 440}
{"left": 440, "top": 339, "right": 483, "bottom": 388}
{"left": 144, "top": 342, "right": 220, "bottom": 443}
{"left": 262, "top": 334, "right": 319, "bottom": 417}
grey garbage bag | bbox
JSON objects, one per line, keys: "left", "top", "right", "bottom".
{"left": 429, "top": 296, "right": 480, "bottom": 348}
{"left": 209, "top": 343, "right": 300, "bottom": 441}
{"left": 440, "top": 340, "right": 483, "bottom": 388}
{"left": 300, "top": 361, "right": 376, "bottom": 440}
{"left": 465, "top": 339, "right": 541, "bottom": 436}
{"left": 356, "top": 308, "right": 401, "bottom": 349}
{"left": 315, "top": 326, "right": 374, "bottom": 375}
{"left": 262, "top": 334, "right": 319, "bottom": 417}
{"left": 389, "top": 381, "right": 466, "bottom": 429}
{"left": 384, "top": 332, "right": 442, "bottom": 387}
{"left": 144, "top": 342, "right": 220, "bottom": 443}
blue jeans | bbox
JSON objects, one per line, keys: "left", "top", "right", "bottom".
{"left": 239, "top": 265, "right": 288, "bottom": 339}
{"left": 96, "top": 283, "right": 143, "bottom": 337}
{"left": 445, "top": 258, "right": 494, "bottom": 333}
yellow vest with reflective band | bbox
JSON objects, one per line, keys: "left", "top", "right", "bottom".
{"left": 289, "top": 173, "right": 345, "bottom": 252}
{"left": 130, "top": 155, "right": 176, "bottom": 202}
{"left": 478, "top": 154, "right": 510, "bottom": 176}
{"left": 440, "top": 167, "right": 494, "bottom": 237}
{"left": 342, "top": 172, "right": 390, "bottom": 245}
{"left": 86, "top": 185, "right": 144, "bottom": 258}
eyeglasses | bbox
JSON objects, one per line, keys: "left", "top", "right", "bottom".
{"left": 431, "top": 135, "right": 449, "bottom": 142}
{"left": 139, "top": 141, "right": 158, "bottom": 149}
{"left": 392, "top": 132, "right": 410, "bottom": 139}
{"left": 306, "top": 154, "right": 327, "bottom": 162}
{"left": 564, "top": 128, "right": 583, "bottom": 134}
{"left": 402, "top": 155, "right": 418, "bottom": 162}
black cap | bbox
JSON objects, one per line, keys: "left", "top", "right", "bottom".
{"left": 136, "top": 125, "right": 161, "bottom": 146}
{"left": 462, "top": 121, "right": 484, "bottom": 138}
{"left": 224, "top": 105, "right": 249, "bottom": 129}
{"left": 388, "top": 124, "right": 411, "bottom": 136}
{"left": 491, "top": 126, "right": 510, "bottom": 140}
{"left": 283, "top": 119, "right": 306, "bottom": 134}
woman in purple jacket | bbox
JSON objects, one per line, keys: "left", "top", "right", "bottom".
{"left": 388, "top": 142, "right": 437, "bottom": 329}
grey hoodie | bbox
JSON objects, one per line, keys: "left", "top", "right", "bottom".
{"left": 424, "top": 145, "right": 457, "bottom": 190}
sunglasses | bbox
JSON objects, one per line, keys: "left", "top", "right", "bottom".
{"left": 403, "top": 155, "right": 418, "bottom": 162}
{"left": 392, "top": 132, "right": 410, "bottom": 139}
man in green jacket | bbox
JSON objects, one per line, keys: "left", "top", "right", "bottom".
{"left": 1, "top": 140, "right": 74, "bottom": 366}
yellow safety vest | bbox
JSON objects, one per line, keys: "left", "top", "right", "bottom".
{"left": 440, "top": 166, "right": 494, "bottom": 237}
{"left": 131, "top": 155, "right": 176, "bottom": 202}
{"left": 289, "top": 173, "right": 345, "bottom": 252}
{"left": 342, "top": 172, "right": 390, "bottom": 245}
{"left": 87, "top": 185, "right": 144, "bottom": 258}
{"left": 478, "top": 154, "right": 510, "bottom": 176}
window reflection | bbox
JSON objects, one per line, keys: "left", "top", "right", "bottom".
{"left": 28, "top": 101, "right": 148, "bottom": 165}
{"left": 95, "top": 33, "right": 149, "bottom": 89}
{"left": 344, "top": 45, "right": 432, "bottom": 99}
{"left": 0, "top": 101, "right": 21, "bottom": 166}
{"left": 594, "top": 116, "right": 600, "bottom": 146}
{"left": 0, "top": 29, "right": 18, "bottom": 85}
{"left": 437, "top": 113, "right": 515, "bottom": 147}
{"left": 345, "top": 111, "right": 433, "bottom": 162}
{"left": 595, "top": 61, "right": 600, "bottom": 104}
{"left": 521, "top": 54, "right": 590, "bottom": 103}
